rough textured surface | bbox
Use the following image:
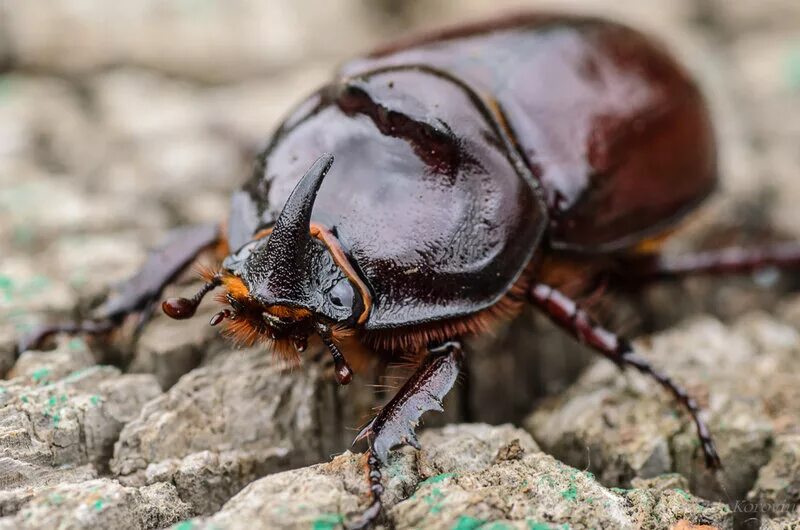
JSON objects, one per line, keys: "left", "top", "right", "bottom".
{"left": 1, "top": 1, "right": 799, "bottom": 529}
{"left": 746, "top": 435, "right": 800, "bottom": 525}
{"left": 526, "top": 313, "right": 800, "bottom": 503}
{"left": 110, "top": 345, "right": 377, "bottom": 515}
{"left": 192, "top": 425, "right": 733, "bottom": 530}
{"left": 0, "top": 478, "right": 191, "bottom": 530}
{"left": 0, "top": 338, "right": 162, "bottom": 518}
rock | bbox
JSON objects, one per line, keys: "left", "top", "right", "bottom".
{"left": 0, "top": 330, "right": 15, "bottom": 380}
{"left": 744, "top": 435, "right": 800, "bottom": 527}
{"left": 465, "top": 307, "right": 594, "bottom": 425}
{"left": 190, "top": 424, "right": 732, "bottom": 530}
{"left": 526, "top": 313, "right": 800, "bottom": 501}
{"left": 128, "top": 300, "right": 218, "bottom": 390}
{"left": 0, "top": 478, "right": 190, "bottom": 530}
{"left": 761, "top": 515, "right": 800, "bottom": 530}
{"left": 0, "top": 461, "right": 96, "bottom": 516}
{"left": 9, "top": 337, "right": 96, "bottom": 381}
{"left": 0, "top": 338, "right": 162, "bottom": 516}
{"left": 110, "top": 345, "right": 377, "bottom": 514}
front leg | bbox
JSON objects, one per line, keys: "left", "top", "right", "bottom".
{"left": 18, "top": 223, "right": 221, "bottom": 354}
{"left": 529, "top": 283, "right": 722, "bottom": 470}
{"left": 348, "top": 341, "right": 463, "bottom": 529}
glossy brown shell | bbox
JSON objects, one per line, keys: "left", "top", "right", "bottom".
{"left": 229, "top": 13, "right": 716, "bottom": 330}
{"left": 230, "top": 66, "right": 546, "bottom": 329}
{"left": 343, "top": 13, "right": 717, "bottom": 251}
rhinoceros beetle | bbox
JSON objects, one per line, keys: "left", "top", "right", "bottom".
{"left": 20, "top": 13, "right": 800, "bottom": 529}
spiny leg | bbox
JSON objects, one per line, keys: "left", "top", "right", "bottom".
{"left": 18, "top": 223, "right": 221, "bottom": 354}
{"left": 347, "top": 341, "right": 463, "bottom": 529}
{"left": 346, "top": 452, "right": 384, "bottom": 530}
{"left": 529, "top": 283, "right": 721, "bottom": 470}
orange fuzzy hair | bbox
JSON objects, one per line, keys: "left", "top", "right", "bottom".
{"left": 208, "top": 270, "right": 304, "bottom": 364}
{"left": 196, "top": 260, "right": 534, "bottom": 370}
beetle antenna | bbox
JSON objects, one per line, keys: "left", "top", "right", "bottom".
{"left": 316, "top": 321, "right": 353, "bottom": 385}
{"left": 162, "top": 275, "right": 222, "bottom": 320}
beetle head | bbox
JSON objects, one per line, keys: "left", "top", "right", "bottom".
{"left": 231, "top": 154, "right": 360, "bottom": 322}
{"left": 162, "top": 155, "right": 366, "bottom": 384}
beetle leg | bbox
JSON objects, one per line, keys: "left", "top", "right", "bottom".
{"left": 621, "top": 241, "right": 800, "bottom": 281}
{"left": 18, "top": 223, "right": 221, "bottom": 355}
{"left": 345, "top": 451, "right": 385, "bottom": 530}
{"left": 347, "top": 341, "right": 463, "bottom": 529}
{"left": 529, "top": 283, "right": 722, "bottom": 470}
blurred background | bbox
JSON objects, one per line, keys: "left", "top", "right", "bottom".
{"left": 1, "top": 0, "right": 799, "bottom": 406}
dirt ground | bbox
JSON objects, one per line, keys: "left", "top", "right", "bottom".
{"left": 1, "top": 1, "right": 800, "bottom": 529}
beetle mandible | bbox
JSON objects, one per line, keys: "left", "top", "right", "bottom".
{"left": 20, "top": 13, "right": 800, "bottom": 528}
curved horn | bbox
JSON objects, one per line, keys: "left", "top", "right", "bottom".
{"left": 250, "top": 154, "right": 334, "bottom": 303}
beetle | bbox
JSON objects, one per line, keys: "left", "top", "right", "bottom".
{"left": 19, "top": 13, "right": 800, "bottom": 529}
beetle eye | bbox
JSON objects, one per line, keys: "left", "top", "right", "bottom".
{"left": 329, "top": 280, "right": 354, "bottom": 309}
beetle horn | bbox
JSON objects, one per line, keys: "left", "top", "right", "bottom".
{"left": 249, "top": 154, "right": 334, "bottom": 304}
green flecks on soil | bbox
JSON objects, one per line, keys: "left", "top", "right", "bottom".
{"left": 48, "top": 493, "right": 65, "bottom": 505}
{"left": 481, "top": 523, "right": 512, "bottom": 530}
{"left": 560, "top": 470, "right": 579, "bottom": 502}
{"left": 527, "top": 522, "right": 553, "bottom": 530}
{"left": 0, "top": 275, "right": 51, "bottom": 304}
{"left": 424, "top": 487, "right": 446, "bottom": 514}
{"left": 419, "top": 473, "right": 456, "bottom": 486}
{"left": 20, "top": 395, "right": 28, "bottom": 403}
{"left": 451, "top": 515, "right": 484, "bottom": 530}
{"left": 172, "top": 520, "right": 195, "bottom": 530}
{"left": 311, "top": 513, "right": 344, "bottom": 530}
{"left": 68, "top": 337, "right": 85, "bottom": 351}
{"left": 93, "top": 498, "right": 106, "bottom": 511}
{"left": 0, "top": 387, "right": 6, "bottom": 394}
{"left": 0, "top": 275, "right": 13, "bottom": 303}
{"left": 43, "top": 394, "right": 68, "bottom": 428}
{"left": 64, "top": 368, "right": 90, "bottom": 382}
{"left": 561, "top": 485, "right": 578, "bottom": 501}
{"left": 674, "top": 488, "right": 692, "bottom": 501}
{"left": 31, "top": 368, "right": 50, "bottom": 385}
{"left": 785, "top": 45, "right": 800, "bottom": 91}
{"left": 89, "top": 395, "right": 101, "bottom": 407}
